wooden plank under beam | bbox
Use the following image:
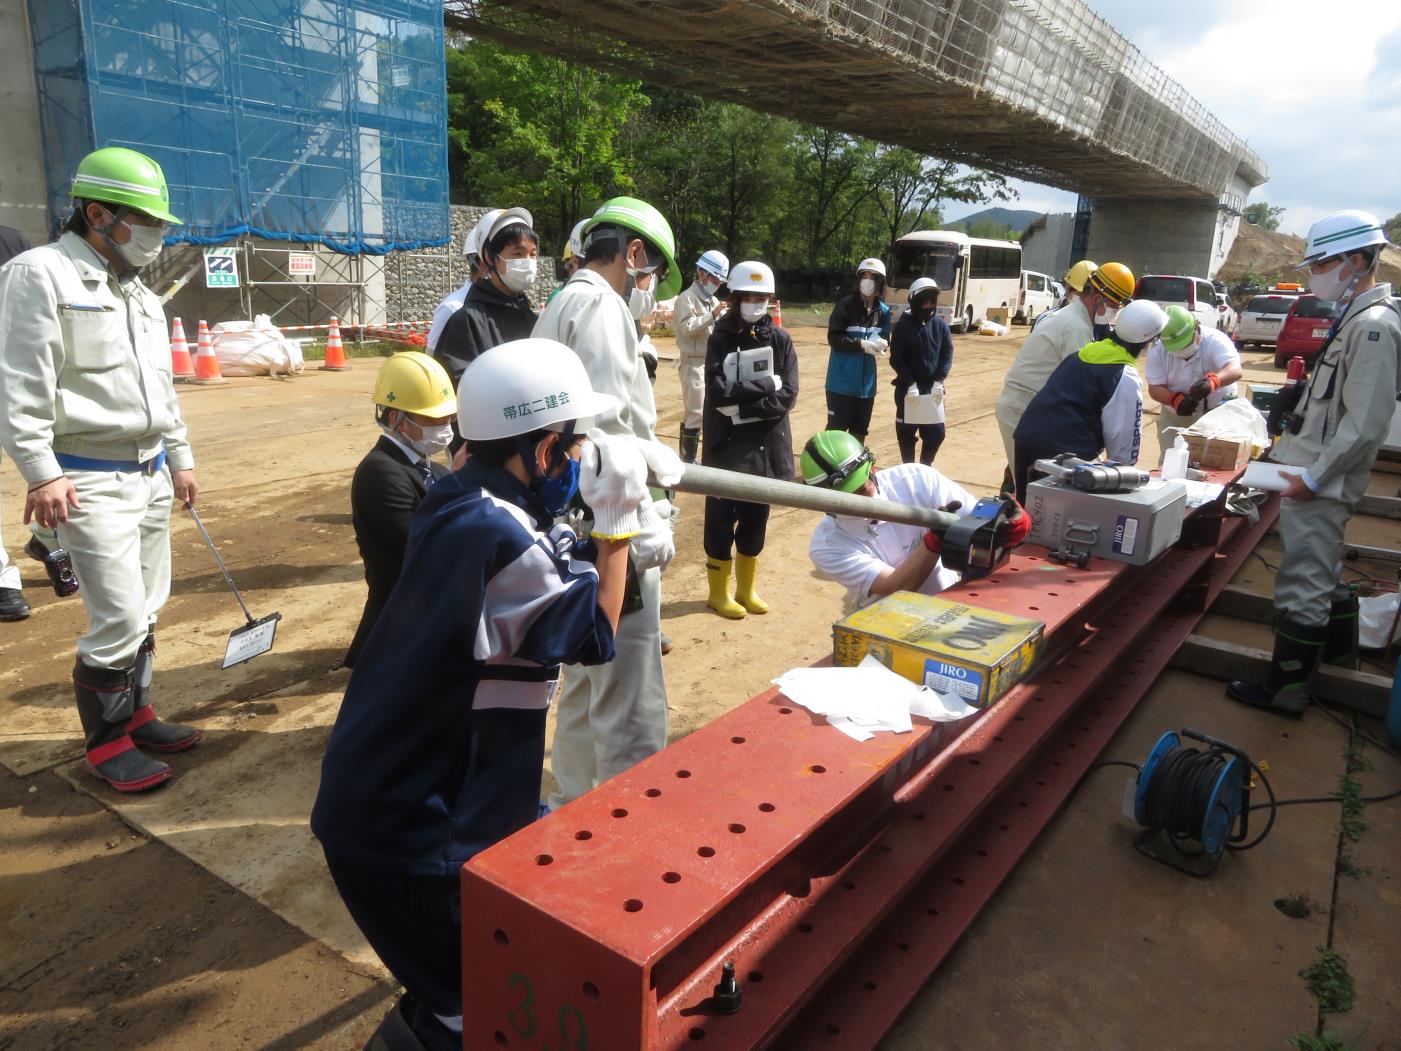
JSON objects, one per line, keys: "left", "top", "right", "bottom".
{"left": 1170, "top": 634, "right": 1390, "bottom": 718}
{"left": 1357, "top": 494, "right": 1401, "bottom": 519}
{"left": 1210, "top": 586, "right": 1274, "bottom": 624}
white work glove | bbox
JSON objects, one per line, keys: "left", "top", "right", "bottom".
{"left": 637, "top": 335, "right": 658, "bottom": 368}
{"left": 769, "top": 373, "right": 784, "bottom": 394}
{"left": 633, "top": 436, "right": 685, "bottom": 487}
{"left": 929, "top": 381, "right": 945, "bottom": 401}
{"left": 629, "top": 498, "right": 676, "bottom": 571}
{"left": 578, "top": 429, "right": 650, "bottom": 540}
{"left": 651, "top": 496, "right": 682, "bottom": 528}
{"left": 860, "top": 337, "right": 889, "bottom": 357}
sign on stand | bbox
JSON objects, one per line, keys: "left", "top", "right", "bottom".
{"left": 288, "top": 251, "right": 317, "bottom": 276}
{"left": 204, "top": 246, "right": 240, "bottom": 288}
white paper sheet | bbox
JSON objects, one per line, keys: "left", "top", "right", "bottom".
{"left": 772, "top": 655, "right": 978, "bottom": 741}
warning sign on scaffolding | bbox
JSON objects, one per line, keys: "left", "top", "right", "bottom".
{"left": 204, "top": 247, "right": 240, "bottom": 288}
{"left": 288, "top": 252, "right": 316, "bottom": 276}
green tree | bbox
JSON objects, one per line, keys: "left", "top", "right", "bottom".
{"left": 1383, "top": 212, "right": 1401, "bottom": 243}
{"left": 872, "top": 150, "right": 1014, "bottom": 248}
{"left": 1244, "top": 202, "right": 1285, "bottom": 231}
{"left": 791, "top": 128, "right": 880, "bottom": 265}
{"left": 964, "top": 218, "right": 1018, "bottom": 241}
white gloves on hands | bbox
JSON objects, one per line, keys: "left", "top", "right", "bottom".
{"left": 635, "top": 437, "right": 684, "bottom": 487}
{"left": 769, "top": 373, "right": 784, "bottom": 394}
{"left": 630, "top": 498, "right": 676, "bottom": 571}
{"left": 860, "top": 337, "right": 889, "bottom": 357}
{"left": 578, "top": 429, "right": 650, "bottom": 540}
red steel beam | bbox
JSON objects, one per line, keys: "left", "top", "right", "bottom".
{"left": 461, "top": 473, "right": 1274, "bottom": 1050}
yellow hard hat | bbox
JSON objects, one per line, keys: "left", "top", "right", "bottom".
{"left": 373, "top": 351, "right": 456, "bottom": 418}
{"left": 1088, "top": 261, "right": 1135, "bottom": 306}
{"left": 1064, "top": 259, "right": 1098, "bottom": 293}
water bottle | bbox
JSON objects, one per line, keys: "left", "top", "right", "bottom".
{"left": 1161, "top": 435, "right": 1189, "bottom": 480}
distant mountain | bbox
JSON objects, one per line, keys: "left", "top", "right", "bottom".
{"left": 944, "top": 208, "right": 1044, "bottom": 234}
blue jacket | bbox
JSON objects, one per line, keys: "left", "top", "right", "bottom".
{"left": 825, "top": 292, "right": 890, "bottom": 398}
{"left": 1013, "top": 338, "right": 1138, "bottom": 460}
{"left": 890, "top": 309, "right": 953, "bottom": 398}
{"left": 312, "top": 458, "right": 616, "bottom": 875}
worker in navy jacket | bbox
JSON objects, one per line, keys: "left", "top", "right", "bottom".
{"left": 824, "top": 256, "right": 891, "bottom": 441}
{"left": 890, "top": 277, "right": 953, "bottom": 464}
{"left": 1012, "top": 300, "right": 1168, "bottom": 503}
{"left": 312, "top": 339, "right": 643, "bottom": 1051}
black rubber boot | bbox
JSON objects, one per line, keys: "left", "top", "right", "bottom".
{"left": 364, "top": 995, "right": 427, "bottom": 1051}
{"left": 74, "top": 661, "right": 171, "bottom": 791}
{"left": 127, "top": 632, "right": 201, "bottom": 753}
{"left": 680, "top": 427, "right": 701, "bottom": 464}
{"left": 0, "top": 587, "right": 30, "bottom": 621}
{"left": 1226, "top": 618, "right": 1326, "bottom": 718}
{"left": 1321, "top": 596, "right": 1360, "bottom": 670}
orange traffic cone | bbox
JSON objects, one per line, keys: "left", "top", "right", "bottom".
{"left": 191, "top": 320, "right": 226, "bottom": 385}
{"left": 772, "top": 299, "right": 784, "bottom": 328}
{"left": 319, "top": 317, "right": 350, "bottom": 371}
{"left": 169, "top": 317, "right": 195, "bottom": 381}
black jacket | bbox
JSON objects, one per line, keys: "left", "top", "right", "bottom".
{"left": 433, "top": 277, "right": 537, "bottom": 387}
{"left": 345, "top": 436, "right": 448, "bottom": 668}
{"left": 701, "top": 313, "right": 798, "bottom": 480}
{"left": 890, "top": 309, "right": 954, "bottom": 398}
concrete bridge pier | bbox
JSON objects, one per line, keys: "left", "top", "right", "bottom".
{"left": 1084, "top": 198, "right": 1226, "bottom": 282}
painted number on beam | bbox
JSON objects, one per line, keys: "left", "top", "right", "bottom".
{"left": 506, "top": 973, "right": 589, "bottom": 1049}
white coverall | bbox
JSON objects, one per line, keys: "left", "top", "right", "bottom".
{"left": 809, "top": 462, "right": 975, "bottom": 616}
{"left": 426, "top": 278, "right": 472, "bottom": 352}
{"left": 0, "top": 233, "right": 194, "bottom": 671}
{"left": 1270, "top": 283, "right": 1401, "bottom": 627}
{"left": 1143, "top": 326, "right": 1241, "bottom": 446}
{"left": 994, "top": 297, "right": 1093, "bottom": 469}
{"left": 533, "top": 267, "right": 671, "bottom": 806}
{"left": 672, "top": 279, "right": 723, "bottom": 431}
{"left": 0, "top": 497, "right": 20, "bottom": 591}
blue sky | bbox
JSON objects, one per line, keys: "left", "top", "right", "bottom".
{"left": 943, "top": 1, "right": 1401, "bottom": 236}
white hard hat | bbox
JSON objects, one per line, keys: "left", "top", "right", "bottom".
{"left": 1297, "top": 209, "right": 1389, "bottom": 269}
{"left": 458, "top": 339, "right": 617, "bottom": 441}
{"left": 727, "top": 260, "right": 774, "bottom": 295}
{"left": 1114, "top": 299, "right": 1169, "bottom": 344}
{"left": 476, "top": 207, "right": 533, "bottom": 259}
{"left": 857, "top": 257, "right": 887, "bottom": 279}
{"left": 909, "top": 276, "right": 940, "bottom": 299}
{"left": 697, "top": 249, "right": 729, "bottom": 280}
{"left": 564, "top": 218, "right": 588, "bottom": 260}
{"left": 467, "top": 209, "right": 503, "bottom": 261}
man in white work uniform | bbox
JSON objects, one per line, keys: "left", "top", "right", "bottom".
{"left": 1229, "top": 210, "right": 1401, "bottom": 716}
{"left": 0, "top": 147, "right": 201, "bottom": 792}
{"left": 1145, "top": 304, "right": 1243, "bottom": 448}
{"left": 671, "top": 249, "right": 729, "bottom": 462}
{"left": 802, "top": 429, "right": 1032, "bottom": 614}
{"left": 533, "top": 195, "right": 682, "bottom": 807}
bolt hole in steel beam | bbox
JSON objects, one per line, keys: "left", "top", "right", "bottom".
{"left": 864, "top": 980, "right": 878, "bottom": 991}
{"left": 697, "top": 846, "right": 716, "bottom": 858}
{"left": 730, "top": 736, "right": 746, "bottom": 744}
{"left": 842, "top": 880, "right": 857, "bottom": 890}
{"left": 645, "top": 787, "right": 662, "bottom": 797}
{"left": 493, "top": 929, "right": 508, "bottom": 946}
{"left": 535, "top": 854, "right": 552, "bottom": 866}
{"left": 798, "top": 923, "right": 814, "bottom": 934}
{"left": 494, "top": 1031, "right": 507, "bottom": 1046}
{"left": 748, "top": 971, "right": 764, "bottom": 983}
{"left": 778, "top": 707, "right": 792, "bottom": 714}
{"left": 624, "top": 898, "right": 644, "bottom": 913}
{"left": 574, "top": 830, "right": 592, "bottom": 841}
{"left": 676, "top": 769, "right": 692, "bottom": 778}
{"left": 758, "top": 802, "right": 776, "bottom": 812}
{"left": 581, "top": 980, "right": 600, "bottom": 1003}
{"left": 689, "top": 1027, "right": 705, "bottom": 1041}
{"left": 663, "top": 871, "right": 682, "bottom": 884}
{"left": 809, "top": 764, "right": 827, "bottom": 773}
{"left": 728, "top": 823, "right": 747, "bottom": 834}
{"left": 612, "top": 808, "right": 629, "bottom": 818}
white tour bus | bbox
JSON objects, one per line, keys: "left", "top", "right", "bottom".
{"left": 887, "top": 229, "right": 1022, "bottom": 331}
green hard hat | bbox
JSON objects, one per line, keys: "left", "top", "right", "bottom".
{"left": 801, "top": 430, "right": 875, "bottom": 493}
{"left": 1160, "top": 304, "right": 1197, "bottom": 353}
{"left": 71, "top": 147, "right": 182, "bottom": 225}
{"left": 583, "top": 196, "right": 680, "bottom": 300}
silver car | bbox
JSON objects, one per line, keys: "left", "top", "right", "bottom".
{"left": 1236, "top": 293, "right": 1300, "bottom": 348}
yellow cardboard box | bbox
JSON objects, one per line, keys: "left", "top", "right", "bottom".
{"left": 833, "top": 592, "right": 1044, "bottom": 707}
{"left": 1182, "top": 431, "right": 1251, "bottom": 471}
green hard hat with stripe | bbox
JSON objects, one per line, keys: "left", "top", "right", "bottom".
{"left": 583, "top": 196, "right": 680, "bottom": 299}
{"left": 801, "top": 430, "right": 875, "bottom": 493}
{"left": 71, "top": 147, "right": 182, "bottom": 225}
{"left": 1160, "top": 304, "right": 1198, "bottom": 353}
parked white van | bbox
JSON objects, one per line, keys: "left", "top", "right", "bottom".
{"left": 1016, "top": 270, "right": 1055, "bottom": 325}
{"left": 1132, "top": 274, "right": 1221, "bottom": 333}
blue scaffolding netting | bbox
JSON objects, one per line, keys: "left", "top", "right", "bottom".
{"left": 27, "top": 0, "right": 450, "bottom": 255}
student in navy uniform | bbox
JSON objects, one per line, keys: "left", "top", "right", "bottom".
{"left": 313, "top": 338, "right": 646, "bottom": 1051}
{"left": 889, "top": 276, "right": 953, "bottom": 465}
{"left": 344, "top": 352, "right": 456, "bottom": 668}
{"left": 824, "top": 257, "right": 890, "bottom": 442}
{"left": 700, "top": 260, "right": 797, "bottom": 619}
{"left": 1012, "top": 299, "right": 1168, "bottom": 503}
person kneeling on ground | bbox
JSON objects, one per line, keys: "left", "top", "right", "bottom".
{"left": 311, "top": 339, "right": 641, "bottom": 1051}
{"left": 344, "top": 351, "right": 456, "bottom": 668}
{"left": 1011, "top": 299, "right": 1169, "bottom": 503}
{"left": 701, "top": 260, "right": 797, "bottom": 619}
{"left": 803, "top": 430, "right": 1031, "bottom": 615}
{"left": 1145, "top": 304, "right": 1242, "bottom": 449}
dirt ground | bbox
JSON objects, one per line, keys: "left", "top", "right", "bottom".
{"left": 2, "top": 319, "right": 1398, "bottom": 1049}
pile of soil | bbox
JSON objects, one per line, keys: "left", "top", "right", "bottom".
{"left": 1221, "top": 221, "right": 1401, "bottom": 287}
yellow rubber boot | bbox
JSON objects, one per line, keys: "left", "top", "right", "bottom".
{"left": 734, "top": 553, "right": 769, "bottom": 614}
{"left": 705, "top": 558, "right": 746, "bottom": 619}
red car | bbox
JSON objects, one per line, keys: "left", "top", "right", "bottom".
{"left": 1273, "top": 294, "right": 1338, "bottom": 367}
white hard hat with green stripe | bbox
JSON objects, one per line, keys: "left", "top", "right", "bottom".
{"left": 582, "top": 196, "right": 680, "bottom": 299}
{"left": 1297, "top": 209, "right": 1388, "bottom": 268}
{"left": 71, "top": 147, "right": 181, "bottom": 225}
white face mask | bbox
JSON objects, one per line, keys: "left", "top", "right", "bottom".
{"left": 115, "top": 221, "right": 165, "bottom": 268}
{"left": 739, "top": 301, "right": 769, "bottom": 323}
{"left": 1095, "top": 306, "right": 1120, "bottom": 326}
{"left": 395, "top": 419, "right": 453, "bottom": 458}
{"left": 629, "top": 285, "right": 656, "bottom": 320}
{"left": 1307, "top": 259, "right": 1355, "bottom": 303}
{"left": 859, "top": 278, "right": 878, "bottom": 298}
{"left": 499, "top": 257, "right": 538, "bottom": 293}
{"left": 698, "top": 278, "right": 719, "bottom": 300}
